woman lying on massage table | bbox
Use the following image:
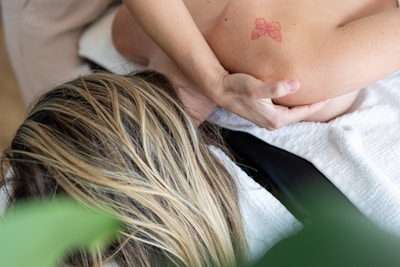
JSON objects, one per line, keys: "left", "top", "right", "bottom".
{"left": 1, "top": 70, "right": 302, "bottom": 267}
{"left": 114, "top": 0, "right": 400, "bottom": 123}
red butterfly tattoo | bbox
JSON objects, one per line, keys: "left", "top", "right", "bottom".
{"left": 251, "top": 17, "right": 282, "bottom": 42}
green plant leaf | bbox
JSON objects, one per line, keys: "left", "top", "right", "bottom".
{"left": 249, "top": 191, "right": 400, "bottom": 267}
{"left": 0, "top": 197, "right": 121, "bottom": 267}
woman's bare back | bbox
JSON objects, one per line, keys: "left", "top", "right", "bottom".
{"left": 206, "top": 0, "right": 398, "bottom": 121}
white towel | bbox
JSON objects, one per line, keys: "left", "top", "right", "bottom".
{"left": 210, "top": 147, "right": 301, "bottom": 261}
{"left": 209, "top": 72, "right": 400, "bottom": 235}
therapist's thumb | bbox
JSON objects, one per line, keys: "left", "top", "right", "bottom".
{"left": 253, "top": 80, "right": 300, "bottom": 99}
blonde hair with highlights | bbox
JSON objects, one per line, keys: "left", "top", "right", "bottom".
{"left": 1, "top": 71, "right": 247, "bottom": 267}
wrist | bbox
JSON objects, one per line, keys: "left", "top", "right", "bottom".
{"left": 193, "top": 63, "right": 228, "bottom": 101}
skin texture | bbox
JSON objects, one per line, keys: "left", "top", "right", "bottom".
{"left": 117, "top": 0, "right": 399, "bottom": 123}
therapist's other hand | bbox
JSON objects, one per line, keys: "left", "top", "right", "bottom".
{"left": 212, "top": 73, "right": 326, "bottom": 130}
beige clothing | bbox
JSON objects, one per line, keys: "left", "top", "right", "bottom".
{"left": 1, "top": 0, "right": 119, "bottom": 104}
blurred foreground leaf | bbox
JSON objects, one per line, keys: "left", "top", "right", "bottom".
{"left": 250, "top": 190, "right": 400, "bottom": 267}
{"left": 0, "top": 197, "right": 121, "bottom": 267}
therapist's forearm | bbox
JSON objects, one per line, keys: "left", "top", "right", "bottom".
{"left": 122, "top": 0, "right": 226, "bottom": 97}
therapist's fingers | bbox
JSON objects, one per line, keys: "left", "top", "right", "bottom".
{"left": 224, "top": 73, "right": 300, "bottom": 99}
{"left": 216, "top": 72, "right": 327, "bottom": 130}
{"left": 270, "top": 101, "right": 328, "bottom": 129}
{"left": 251, "top": 79, "right": 301, "bottom": 99}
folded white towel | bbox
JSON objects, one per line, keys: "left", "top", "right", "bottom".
{"left": 209, "top": 72, "right": 400, "bottom": 235}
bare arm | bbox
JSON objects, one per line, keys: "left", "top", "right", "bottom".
{"left": 122, "top": 0, "right": 226, "bottom": 93}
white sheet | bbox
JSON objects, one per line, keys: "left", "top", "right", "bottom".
{"left": 209, "top": 72, "right": 400, "bottom": 235}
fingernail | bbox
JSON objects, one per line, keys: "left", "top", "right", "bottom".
{"left": 285, "top": 80, "right": 299, "bottom": 92}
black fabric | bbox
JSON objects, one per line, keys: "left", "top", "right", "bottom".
{"left": 221, "top": 128, "right": 363, "bottom": 223}
{"left": 85, "top": 58, "right": 109, "bottom": 72}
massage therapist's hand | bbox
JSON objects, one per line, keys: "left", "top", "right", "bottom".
{"left": 213, "top": 72, "right": 326, "bottom": 130}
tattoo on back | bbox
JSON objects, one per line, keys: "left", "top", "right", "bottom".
{"left": 251, "top": 17, "right": 282, "bottom": 42}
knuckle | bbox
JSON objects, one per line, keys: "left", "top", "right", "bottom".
{"left": 245, "top": 83, "right": 258, "bottom": 98}
{"left": 268, "top": 123, "right": 280, "bottom": 130}
{"left": 270, "top": 85, "right": 281, "bottom": 97}
{"left": 260, "top": 118, "right": 283, "bottom": 131}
